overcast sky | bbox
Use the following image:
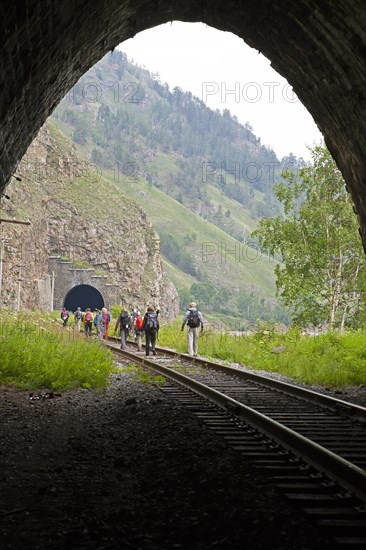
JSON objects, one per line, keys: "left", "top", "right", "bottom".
{"left": 120, "top": 21, "right": 323, "bottom": 161}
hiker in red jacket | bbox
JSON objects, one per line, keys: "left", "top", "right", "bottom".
{"left": 60, "top": 307, "right": 69, "bottom": 328}
{"left": 134, "top": 311, "right": 144, "bottom": 352}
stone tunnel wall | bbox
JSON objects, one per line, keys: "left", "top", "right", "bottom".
{"left": 49, "top": 258, "right": 119, "bottom": 311}
{"left": 2, "top": 1, "right": 366, "bottom": 249}
{"left": 0, "top": 124, "right": 179, "bottom": 320}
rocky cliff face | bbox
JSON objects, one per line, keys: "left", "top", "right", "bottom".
{"left": 0, "top": 123, "right": 179, "bottom": 319}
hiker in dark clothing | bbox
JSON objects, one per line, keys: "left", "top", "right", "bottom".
{"left": 142, "top": 306, "right": 159, "bottom": 357}
{"left": 93, "top": 309, "right": 99, "bottom": 336}
{"left": 115, "top": 308, "right": 131, "bottom": 350}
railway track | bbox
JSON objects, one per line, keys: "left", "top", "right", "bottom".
{"left": 107, "top": 338, "right": 366, "bottom": 547}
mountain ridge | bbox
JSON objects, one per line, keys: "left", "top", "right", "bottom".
{"left": 0, "top": 122, "right": 179, "bottom": 317}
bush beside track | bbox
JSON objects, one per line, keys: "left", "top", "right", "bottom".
{"left": 158, "top": 321, "right": 366, "bottom": 388}
{"left": 2, "top": 309, "right": 366, "bottom": 390}
{"left": 0, "top": 309, "right": 114, "bottom": 390}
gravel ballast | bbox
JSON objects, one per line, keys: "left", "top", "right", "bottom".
{"left": 0, "top": 363, "right": 356, "bottom": 549}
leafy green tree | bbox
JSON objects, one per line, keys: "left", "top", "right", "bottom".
{"left": 178, "top": 288, "right": 192, "bottom": 311}
{"left": 160, "top": 233, "right": 198, "bottom": 277}
{"left": 213, "top": 287, "right": 232, "bottom": 310}
{"left": 97, "top": 104, "right": 111, "bottom": 122}
{"left": 190, "top": 281, "right": 217, "bottom": 306}
{"left": 253, "top": 144, "right": 366, "bottom": 329}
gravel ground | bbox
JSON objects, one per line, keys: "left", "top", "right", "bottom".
{"left": 0, "top": 361, "right": 360, "bottom": 550}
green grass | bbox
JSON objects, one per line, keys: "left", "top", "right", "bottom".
{"left": 100, "top": 165, "right": 277, "bottom": 297}
{"left": 0, "top": 309, "right": 115, "bottom": 390}
{"left": 158, "top": 321, "right": 366, "bottom": 388}
{"left": 161, "top": 258, "right": 197, "bottom": 290}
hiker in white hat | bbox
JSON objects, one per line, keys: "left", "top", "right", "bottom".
{"left": 181, "top": 302, "right": 204, "bottom": 357}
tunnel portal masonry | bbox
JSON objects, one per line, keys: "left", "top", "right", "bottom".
{"left": 50, "top": 258, "right": 118, "bottom": 312}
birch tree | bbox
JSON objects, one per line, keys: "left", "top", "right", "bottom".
{"left": 252, "top": 144, "right": 366, "bottom": 328}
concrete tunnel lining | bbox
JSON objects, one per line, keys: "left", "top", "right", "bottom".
{"left": 1, "top": 2, "right": 366, "bottom": 248}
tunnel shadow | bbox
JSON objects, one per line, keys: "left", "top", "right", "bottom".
{"left": 63, "top": 284, "right": 104, "bottom": 311}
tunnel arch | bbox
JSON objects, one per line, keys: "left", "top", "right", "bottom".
{"left": 2, "top": 2, "right": 366, "bottom": 248}
{"left": 63, "top": 285, "right": 105, "bottom": 313}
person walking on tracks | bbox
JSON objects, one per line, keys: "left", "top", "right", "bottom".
{"left": 83, "top": 308, "right": 93, "bottom": 337}
{"left": 181, "top": 302, "right": 204, "bottom": 357}
{"left": 93, "top": 309, "right": 99, "bottom": 336}
{"left": 96, "top": 310, "right": 107, "bottom": 341}
{"left": 115, "top": 307, "right": 131, "bottom": 350}
{"left": 142, "top": 306, "right": 159, "bottom": 357}
{"left": 61, "top": 307, "right": 69, "bottom": 328}
{"left": 101, "top": 307, "right": 110, "bottom": 340}
{"left": 73, "top": 307, "right": 83, "bottom": 332}
{"left": 134, "top": 311, "right": 144, "bottom": 352}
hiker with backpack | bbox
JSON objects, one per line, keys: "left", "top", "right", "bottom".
{"left": 60, "top": 307, "right": 69, "bottom": 328}
{"left": 114, "top": 307, "right": 131, "bottom": 350}
{"left": 181, "top": 302, "right": 204, "bottom": 357}
{"left": 83, "top": 308, "right": 93, "bottom": 337}
{"left": 73, "top": 307, "right": 83, "bottom": 332}
{"left": 142, "top": 306, "right": 159, "bottom": 357}
{"left": 134, "top": 310, "right": 144, "bottom": 352}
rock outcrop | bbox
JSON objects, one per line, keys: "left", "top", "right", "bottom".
{"left": 0, "top": 123, "right": 179, "bottom": 319}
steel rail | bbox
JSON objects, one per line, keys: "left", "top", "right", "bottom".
{"left": 108, "top": 336, "right": 366, "bottom": 421}
{"left": 110, "top": 344, "right": 366, "bottom": 503}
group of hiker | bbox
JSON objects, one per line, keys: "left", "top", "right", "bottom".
{"left": 60, "top": 301, "right": 204, "bottom": 357}
{"left": 115, "top": 306, "right": 160, "bottom": 356}
{"left": 60, "top": 305, "right": 162, "bottom": 356}
{"left": 61, "top": 306, "right": 111, "bottom": 340}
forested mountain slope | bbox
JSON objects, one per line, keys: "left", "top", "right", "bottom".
{"left": 51, "top": 51, "right": 295, "bottom": 322}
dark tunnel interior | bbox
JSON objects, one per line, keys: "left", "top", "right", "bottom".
{"left": 63, "top": 284, "right": 104, "bottom": 312}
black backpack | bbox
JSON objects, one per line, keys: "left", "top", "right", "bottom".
{"left": 121, "top": 311, "right": 130, "bottom": 329}
{"left": 146, "top": 312, "right": 158, "bottom": 332}
{"left": 187, "top": 309, "right": 200, "bottom": 328}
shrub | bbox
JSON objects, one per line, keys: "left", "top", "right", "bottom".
{"left": 0, "top": 309, "right": 114, "bottom": 390}
{"left": 158, "top": 320, "right": 366, "bottom": 388}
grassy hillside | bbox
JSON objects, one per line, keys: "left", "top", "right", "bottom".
{"left": 100, "top": 165, "right": 276, "bottom": 294}
{"left": 73, "top": 149, "right": 287, "bottom": 324}
{"left": 50, "top": 52, "right": 292, "bottom": 323}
